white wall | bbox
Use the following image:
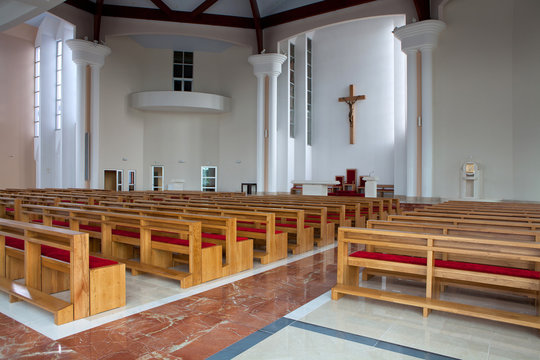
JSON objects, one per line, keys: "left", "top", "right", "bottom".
{"left": 0, "top": 25, "right": 36, "bottom": 189}
{"left": 99, "top": 36, "right": 256, "bottom": 192}
{"left": 433, "top": 0, "right": 525, "bottom": 200}
{"left": 511, "top": 0, "right": 540, "bottom": 201}
{"left": 311, "top": 16, "right": 400, "bottom": 185}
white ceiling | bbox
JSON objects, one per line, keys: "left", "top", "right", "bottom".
{"left": 0, "top": 0, "right": 65, "bottom": 32}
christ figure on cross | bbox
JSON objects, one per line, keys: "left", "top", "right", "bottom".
{"left": 338, "top": 84, "right": 366, "bottom": 144}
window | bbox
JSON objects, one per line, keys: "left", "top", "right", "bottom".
{"left": 173, "top": 51, "right": 193, "bottom": 92}
{"left": 152, "top": 165, "right": 164, "bottom": 191}
{"left": 128, "top": 170, "right": 136, "bottom": 191}
{"left": 55, "top": 40, "right": 62, "bottom": 130}
{"left": 34, "top": 46, "right": 40, "bottom": 137}
{"left": 201, "top": 166, "right": 217, "bottom": 192}
{"left": 116, "top": 170, "right": 123, "bottom": 191}
{"left": 289, "top": 42, "right": 295, "bottom": 138}
{"left": 307, "top": 38, "right": 313, "bottom": 146}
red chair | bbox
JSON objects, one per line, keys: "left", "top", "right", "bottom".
{"left": 344, "top": 169, "right": 357, "bottom": 192}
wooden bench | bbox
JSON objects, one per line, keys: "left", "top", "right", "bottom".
{"left": 0, "top": 218, "right": 125, "bottom": 324}
{"left": 127, "top": 200, "right": 312, "bottom": 255}
{"left": 59, "top": 203, "right": 253, "bottom": 275}
{"left": 15, "top": 205, "right": 223, "bottom": 288}
{"left": 95, "top": 202, "right": 288, "bottom": 265}
{"left": 331, "top": 227, "right": 540, "bottom": 330}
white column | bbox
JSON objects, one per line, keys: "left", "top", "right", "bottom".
{"left": 267, "top": 73, "right": 279, "bottom": 192}
{"left": 73, "top": 62, "right": 87, "bottom": 188}
{"left": 248, "top": 53, "right": 287, "bottom": 193}
{"left": 66, "top": 39, "right": 110, "bottom": 189}
{"left": 254, "top": 74, "right": 265, "bottom": 192}
{"left": 420, "top": 45, "right": 434, "bottom": 197}
{"left": 90, "top": 64, "right": 103, "bottom": 189}
{"left": 394, "top": 20, "right": 445, "bottom": 198}
{"left": 404, "top": 49, "right": 418, "bottom": 197}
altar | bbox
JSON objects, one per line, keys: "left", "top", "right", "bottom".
{"left": 292, "top": 180, "right": 340, "bottom": 196}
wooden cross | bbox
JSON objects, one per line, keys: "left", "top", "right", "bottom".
{"left": 338, "top": 84, "right": 366, "bottom": 144}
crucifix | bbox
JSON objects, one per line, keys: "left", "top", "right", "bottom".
{"left": 338, "top": 84, "right": 366, "bottom": 144}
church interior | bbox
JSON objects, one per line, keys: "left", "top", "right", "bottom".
{"left": 1, "top": 0, "right": 540, "bottom": 358}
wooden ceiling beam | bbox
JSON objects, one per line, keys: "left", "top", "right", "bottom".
{"left": 248, "top": 0, "right": 263, "bottom": 53}
{"left": 192, "top": 0, "right": 219, "bottom": 17}
{"left": 65, "top": 0, "right": 96, "bottom": 14}
{"left": 261, "top": 0, "right": 376, "bottom": 29}
{"left": 93, "top": 0, "right": 104, "bottom": 41}
{"left": 100, "top": 4, "right": 255, "bottom": 29}
{"left": 412, "top": 0, "right": 430, "bottom": 21}
{"left": 149, "top": 0, "right": 175, "bottom": 18}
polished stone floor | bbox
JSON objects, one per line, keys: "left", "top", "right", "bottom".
{"left": 1, "top": 244, "right": 539, "bottom": 359}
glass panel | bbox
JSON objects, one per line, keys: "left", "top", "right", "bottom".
{"left": 57, "top": 56, "right": 62, "bottom": 70}
{"left": 56, "top": 85, "right": 62, "bottom": 100}
{"left": 35, "top": 47, "right": 40, "bottom": 62}
{"left": 57, "top": 41, "right": 62, "bottom": 55}
{"left": 290, "top": 83, "right": 294, "bottom": 95}
{"left": 56, "top": 114, "right": 62, "bottom": 129}
{"left": 308, "top": 80, "right": 311, "bottom": 91}
{"left": 174, "top": 51, "right": 183, "bottom": 63}
{"left": 35, "top": 92, "right": 40, "bottom": 107}
{"left": 202, "top": 178, "right": 216, "bottom": 187}
{"left": 34, "top": 107, "right": 40, "bottom": 121}
{"left": 35, "top": 63, "right": 40, "bottom": 77}
{"left": 173, "top": 64, "right": 183, "bottom": 78}
{"left": 174, "top": 80, "right": 182, "bottom": 91}
{"left": 307, "top": 64, "right": 312, "bottom": 78}
{"left": 184, "top": 52, "right": 193, "bottom": 64}
{"left": 183, "top": 81, "right": 192, "bottom": 92}
{"left": 56, "top": 101, "right": 62, "bottom": 114}
{"left": 35, "top": 77, "right": 40, "bottom": 91}
{"left": 307, "top": 38, "right": 312, "bottom": 51}
{"left": 57, "top": 71, "right": 62, "bottom": 85}
{"left": 202, "top": 167, "right": 215, "bottom": 177}
{"left": 34, "top": 122, "right": 39, "bottom": 137}
{"left": 307, "top": 91, "right": 312, "bottom": 104}
{"left": 184, "top": 65, "right": 193, "bottom": 78}
{"left": 117, "top": 172, "right": 122, "bottom": 184}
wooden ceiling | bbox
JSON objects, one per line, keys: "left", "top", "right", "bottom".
{"left": 65, "top": 0, "right": 431, "bottom": 53}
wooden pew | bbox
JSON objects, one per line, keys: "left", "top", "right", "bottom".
{"left": 127, "top": 200, "right": 313, "bottom": 255}
{"left": 331, "top": 227, "right": 540, "bottom": 330}
{"left": 90, "top": 202, "right": 288, "bottom": 265}
{"left": 58, "top": 203, "right": 253, "bottom": 275}
{"left": 0, "top": 218, "right": 125, "bottom": 324}
{"left": 15, "top": 204, "right": 223, "bottom": 288}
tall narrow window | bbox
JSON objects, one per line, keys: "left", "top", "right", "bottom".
{"left": 289, "top": 43, "right": 295, "bottom": 138}
{"left": 201, "top": 166, "right": 217, "bottom": 192}
{"left": 152, "top": 165, "right": 164, "bottom": 191}
{"left": 173, "top": 51, "right": 193, "bottom": 92}
{"left": 55, "top": 40, "right": 63, "bottom": 130}
{"left": 307, "top": 38, "right": 313, "bottom": 146}
{"left": 34, "top": 46, "right": 40, "bottom": 137}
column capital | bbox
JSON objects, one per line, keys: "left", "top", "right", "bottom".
{"left": 248, "top": 53, "right": 287, "bottom": 78}
{"left": 393, "top": 20, "right": 446, "bottom": 53}
{"left": 66, "top": 39, "right": 111, "bottom": 68}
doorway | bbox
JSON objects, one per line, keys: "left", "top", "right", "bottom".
{"left": 104, "top": 169, "right": 123, "bottom": 191}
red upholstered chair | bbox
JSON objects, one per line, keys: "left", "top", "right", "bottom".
{"left": 344, "top": 169, "right": 357, "bottom": 192}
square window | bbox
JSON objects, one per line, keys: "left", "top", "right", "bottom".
{"left": 173, "top": 64, "right": 183, "bottom": 78}
{"left": 184, "top": 65, "right": 193, "bottom": 78}
{"left": 174, "top": 51, "right": 183, "bottom": 63}
{"left": 174, "top": 80, "right": 183, "bottom": 91}
{"left": 184, "top": 52, "right": 193, "bottom": 64}
{"left": 184, "top": 81, "right": 192, "bottom": 91}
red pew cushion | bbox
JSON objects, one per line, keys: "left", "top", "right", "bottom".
{"left": 6, "top": 207, "right": 14, "bottom": 212}
{"left": 237, "top": 226, "right": 283, "bottom": 234}
{"left": 202, "top": 232, "right": 250, "bottom": 242}
{"left": 350, "top": 251, "right": 540, "bottom": 279}
{"left": 80, "top": 224, "right": 102, "bottom": 232}
{"left": 152, "top": 235, "right": 215, "bottom": 248}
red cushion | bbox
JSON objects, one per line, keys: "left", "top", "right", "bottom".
{"left": 237, "top": 226, "right": 283, "bottom": 234}
{"left": 60, "top": 200, "right": 71, "bottom": 203}
{"left": 80, "top": 224, "right": 102, "bottom": 232}
{"left": 112, "top": 229, "right": 140, "bottom": 238}
{"left": 152, "top": 235, "right": 215, "bottom": 248}
{"left": 5, "top": 236, "right": 24, "bottom": 250}
{"left": 238, "top": 220, "right": 256, "bottom": 225}
{"left": 53, "top": 220, "right": 70, "bottom": 227}
{"left": 350, "top": 251, "right": 540, "bottom": 279}
{"left": 5, "top": 236, "right": 117, "bottom": 269}
{"left": 202, "top": 232, "right": 249, "bottom": 242}
{"left": 5, "top": 207, "right": 14, "bottom": 212}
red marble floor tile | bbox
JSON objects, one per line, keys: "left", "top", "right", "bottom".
{"left": 1, "top": 247, "right": 339, "bottom": 359}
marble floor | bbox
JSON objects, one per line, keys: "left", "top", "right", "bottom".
{"left": 1, "top": 245, "right": 539, "bottom": 359}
